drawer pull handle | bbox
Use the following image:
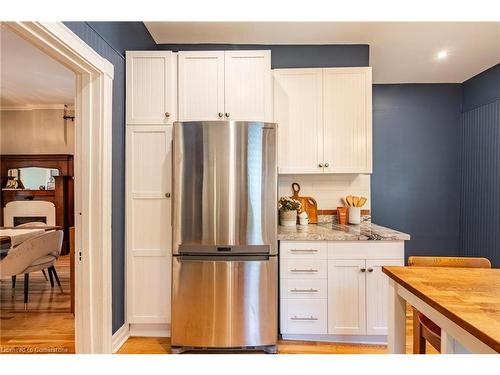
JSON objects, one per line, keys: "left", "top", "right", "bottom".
{"left": 290, "top": 249, "right": 318, "bottom": 253}
{"left": 291, "top": 269, "right": 318, "bottom": 273}
{"left": 291, "top": 288, "right": 319, "bottom": 293}
{"left": 291, "top": 316, "right": 318, "bottom": 321}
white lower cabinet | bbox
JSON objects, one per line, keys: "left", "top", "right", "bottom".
{"left": 126, "top": 125, "right": 172, "bottom": 325}
{"left": 280, "top": 240, "right": 404, "bottom": 341}
{"left": 327, "top": 259, "right": 366, "bottom": 335}
{"left": 365, "top": 259, "right": 402, "bottom": 335}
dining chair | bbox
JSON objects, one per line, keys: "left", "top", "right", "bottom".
{"left": 15, "top": 222, "right": 50, "bottom": 282}
{"left": 0, "top": 230, "right": 64, "bottom": 310}
{"left": 408, "top": 256, "right": 492, "bottom": 354}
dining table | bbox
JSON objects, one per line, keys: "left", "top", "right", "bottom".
{"left": 383, "top": 265, "right": 500, "bottom": 354}
{"left": 0, "top": 226, "right": 62, "bottom": 258}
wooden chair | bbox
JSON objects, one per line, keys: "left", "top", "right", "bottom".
{"left": 408, "top": 256, "right": 491, "bottom": 354}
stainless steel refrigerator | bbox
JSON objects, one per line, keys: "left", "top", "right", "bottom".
{"left": 171, "top": 120, "right": 278, "bottom": 353}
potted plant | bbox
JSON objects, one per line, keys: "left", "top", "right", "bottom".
{"left": 278, "top": 197, "right": 301, "bottom": 226}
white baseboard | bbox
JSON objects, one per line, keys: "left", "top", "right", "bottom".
{"left": 281, "top": 334, "right": 387, "bottom": 345}
{"left": 112, "top": 323, "right": 130, "bottom": 353}
{"left": 129, "top": 323, "right": 171, "bottom": 338}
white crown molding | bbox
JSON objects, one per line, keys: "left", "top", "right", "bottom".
{"left": 0, "top": 104, "right": 68, "bottom": 111}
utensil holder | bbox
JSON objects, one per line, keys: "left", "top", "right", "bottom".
{"left": 348, "top": 207, "right": 361, "bottom": 224}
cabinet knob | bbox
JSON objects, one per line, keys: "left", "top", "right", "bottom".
{"left": 324, "top": 162, "right": 330, "bottom": 167}
{"left": 318, "top": 163, "right": 323, "bottom": 168}
{"left": 165, "top": 192, "right": 171, "bottom": 198}
{"left": 225, "top": 113, "right": 230, "bottom": 118}
{"left": 367, "top": 268, "right": 374, "bottom": 272}
{"left": 360, "top": 268, "right": 366, "bottom": 272}
{"left": 165, "top": 112, "right": 170, "bottom": 118}
{"left": 218, "top": 112, "right": 224, "bottom": 118}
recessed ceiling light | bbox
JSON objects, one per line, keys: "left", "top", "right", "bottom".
{"left": 437, "top": 50, "right": 449, "bottom": 60}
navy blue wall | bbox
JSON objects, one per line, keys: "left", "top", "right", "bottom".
{"left": 158, "top": 44, "right": 369, "bottom": 68}
{"left": 371, "top": 84, "right": 463, "bottom": 261}
{"left": 460, "top": 64, "right": 500, "bottom": 267}
{"left": 85, "top": 22, "right": 156, "bottom": 56}
{"left": 63, "top": 22, "right": 155, "bottom": 334}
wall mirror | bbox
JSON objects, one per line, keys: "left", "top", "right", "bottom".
{"left": 6, "top": 167, "right": 59, "bottom": 190}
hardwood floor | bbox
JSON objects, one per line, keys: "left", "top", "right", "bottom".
{"left": 0, "top": 256, "right": 74, "bottom": 354}
{"left": 117, "top": 308, "right": 438, "bottom": 354}
{"left": 1, "top": 258, "right": 437, "bottom": 354}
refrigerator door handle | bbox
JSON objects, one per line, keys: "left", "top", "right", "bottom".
{"left": 178, "top": 255, "right": 271, "bottom": 262}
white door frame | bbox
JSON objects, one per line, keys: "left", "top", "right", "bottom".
{"left": 3, "top": 21, "right": 114, "bottom": 353}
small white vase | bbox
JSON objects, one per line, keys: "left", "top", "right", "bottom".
{"left": 348, "top": 207, "right": 361, "bottom": 224}
{"left": 280, "top": 210, "right": 297, "bottom": 226}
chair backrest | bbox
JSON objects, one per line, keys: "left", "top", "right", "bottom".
{"left": 0, "top": 230, "right": 63, "bottom": 278}
{"left": 16, "top": 222, "right": 49, "bottom": 228}
{"left": 408, "top": 256, "right": 491, "bottom": 268}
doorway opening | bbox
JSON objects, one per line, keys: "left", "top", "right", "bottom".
{"left": 0, "top": 22, "right": 114, "bottom": 353}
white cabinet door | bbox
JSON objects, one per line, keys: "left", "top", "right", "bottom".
{"left": 126, "top": 51, "right": 176, "bottom": 124}
{"left": 224, "top": 50, "right": 272, "bottom": 122}
{"left": 322, "top": 67, "right": 372, "bottom": 173}
{"left": 327, "top": 259, "right": 366, "bottom": 335}
{"left": 126, "top": 125, "right": 172, "bottom": 324}
{"left": 178, "top": 51, "right": 225, "bottom": 121}
{"left": 274, "top": 69, "right": 324, "bottom": 174}
{"left": 365, "top": 259, "right": 403, "bottom": 335}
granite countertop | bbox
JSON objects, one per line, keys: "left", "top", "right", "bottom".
{"left": 278, "top": 221, "right": 410, "bottom": 241}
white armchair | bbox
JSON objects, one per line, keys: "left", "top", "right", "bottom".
{"left": 0, "top": 230, "right": 63, "bottom": 310}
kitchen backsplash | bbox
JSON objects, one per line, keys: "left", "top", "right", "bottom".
{"left": 278, "top": 174, "right": 371, "bottom": 210}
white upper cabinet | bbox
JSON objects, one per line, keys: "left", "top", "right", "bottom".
{"left": 178, "top": 50, "right": 272, "bottom": 122}
{"left": 274, "top": 67, "right": 372, "bottom": 174}
{"left": 274, "top": 69, "right": 323, "bottom": 174}
{"left": 126, "top": 51, "right": 176, "bottom": 124}
{"left": 224, "top": 50, "right": 272, "bottom": 122}
{"left": 178, "top": 51, "right": 225, "bottom": 121}
{"left": 323, "top": 68, "right": 372, "bottom": 173}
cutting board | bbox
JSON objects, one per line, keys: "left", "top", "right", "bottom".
{"left": 290, "top": 183, "right": 318, "bottom": 224}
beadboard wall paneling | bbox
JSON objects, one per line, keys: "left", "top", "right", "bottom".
{"left": 371, "top": 84, "right": 462, "bottom": 261}
{"left": 278, "top": 174, "right": 371, "bottom": 210}
{"left": 157, "top": 44, "right": 369, "bottom": 68}
{"left": 459, "top": 100, "right": 500, "bottom": 267}
{"left": 462, "top": 63, "right": 500, "bottom": 112}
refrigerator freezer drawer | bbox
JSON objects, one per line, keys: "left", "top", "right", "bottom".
{"left": 171, "top": 255, "right": 278, "bottom": 348}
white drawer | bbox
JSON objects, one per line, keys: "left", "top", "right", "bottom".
{"left": 280, "top": 259, "right": 327, "bottom": 279}
{"left": 281, "top": 299, "right": 327, "bottom": 335}
{"left": 280, "top": 241, "right": 327, "bottom": 259}
{"left": 328, "top": 241, "right": 405, "bottom": 260}
{"left": 281, "top": 278, "right": 327, "bottom": 299}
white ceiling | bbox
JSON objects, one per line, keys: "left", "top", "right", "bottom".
{"left": 0, "top": 26, "right": 75, "bottom": 107}
{"left": 145, "top": 22, "right": 500, "bottom": 83}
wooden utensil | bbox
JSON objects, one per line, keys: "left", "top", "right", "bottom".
{"left": 346, "top": 195, "right": 354, "bottom": 207}
{"left": 353, "top": 196, "right": 360, "bottom": 207}
{"left": 358, "top": 197, "right": 367, "bottom": 207}
{"left": 291, "top": 183, "right": 318, "bottom": 224}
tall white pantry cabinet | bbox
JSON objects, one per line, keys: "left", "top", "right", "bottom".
{"left": 126, "top": 51, "right": 176, "bottom": 332}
